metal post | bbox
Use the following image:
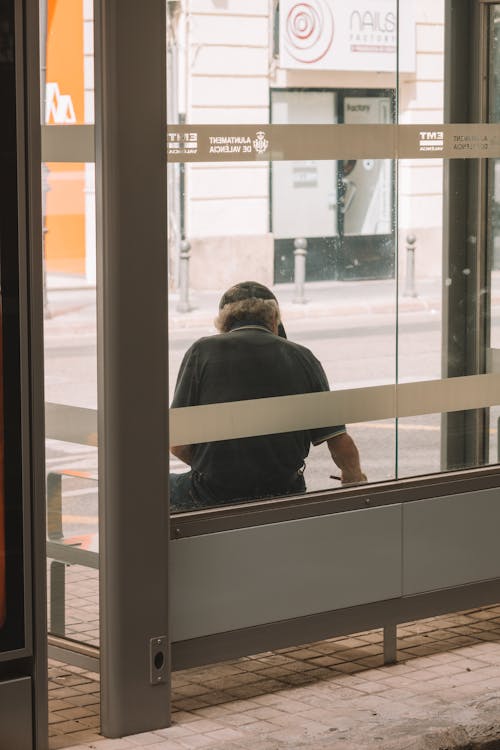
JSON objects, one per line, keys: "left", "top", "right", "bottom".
{"left": 95, "top": 0, "right": 170, "bottom": 736}
{"left": 292, "top": 237, "right": 308, "bottom": 304}
{"left": 383, "top": 623, "right": 397, "bottom": 664}
{"left": 403, "top": 234, "right": 417, "bottom": 298}
{"left": 176, "top": 239, "right": 192, "bottom": 312}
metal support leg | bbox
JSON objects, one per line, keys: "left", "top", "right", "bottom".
{"left": 47, "top": 472, "right": 63, "bottom": 540}
{"left": 383, "top": 623, "right": 397, "bottom": 664}
{"left": 50, "top": 561, "right": 66, "bottom": 637}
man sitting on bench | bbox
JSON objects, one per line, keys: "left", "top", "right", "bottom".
{"left": 170, "top": 281, "right": 366, "bottom": 512}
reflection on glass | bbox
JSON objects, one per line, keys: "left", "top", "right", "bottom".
{"left": 43, "top": 155, "right": 98, "bottom": 645}
{"left": 398, "top": 0, "right": 444, "bottom": 123}
{"left": 489, "top": 5, "right": 500, "bottom": 346}
{"left": 271, "top": 92, "right": 395, "bottom": 283}
{"left": 43, "top": 0, "right": 93, "bottom": 127}
{"left": 397, "top": 415, "right": 442, "bottom": 478}
{"left": 41, "top": 0, "right": 98, "bottom": 646}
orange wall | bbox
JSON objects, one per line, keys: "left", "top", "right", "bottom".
{"left": 45, "top": 0, "right": 85, "bottom": 275}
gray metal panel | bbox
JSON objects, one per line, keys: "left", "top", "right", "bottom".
{"left": 0, "top": 678, "right": 33, "bottom": 750}
{"left": 172, "top": 578, "right": 500, "bottom": 671}
{"left": 171, "top": 505, "right": 402, "bottom": 642}
{"left": 403, "top": 488, "right": 500, "bottom": 594}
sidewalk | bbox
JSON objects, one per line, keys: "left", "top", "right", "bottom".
{"left": 44, "top": 275, "right": 445, "bottom": 338}
{"left": 167, "top": 277, "right": 443, "bottom": 331}
{"left": 49, "top": 604, "right": 500, "bottom": 750}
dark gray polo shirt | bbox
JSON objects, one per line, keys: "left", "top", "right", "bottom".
{"left": 171, "top": 325, "right": 345, "bottom": 502}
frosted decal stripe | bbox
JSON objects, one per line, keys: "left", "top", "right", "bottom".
{"left": 41, "top": 125, "right": 95, "bottom": 162}
{"left": 167, "top": 124, "right": 500, "bottom": 162}
{"left": 170, "top": 373, "right": 500, "bottom": 444}
{"left": 41, "top": 124, "right": 500, "bottom": 163}
{"left": 45, "top": 402, "right": 98, "bottom": 446}
{"left": 45, "top": 374, "right": 500, "bottom": 446}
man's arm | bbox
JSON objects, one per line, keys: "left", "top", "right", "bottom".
{"left": 171, "top": 444, "right": 193, "bottom": 466}
{"left": 326, "top": 432, "right": 366, "bottom": 485}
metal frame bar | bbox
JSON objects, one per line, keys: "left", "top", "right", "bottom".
{"left": 47, "top": 636, "right": 99, "bottom": 674}
{"left": 172, "top": 464, "right": 500, "bottom": 537}
{"left": 442, "top": 0, "right": 475, "bottom": 468}
{"left": 0, "top": 0, "right": 48, "bottom": 746}
{"left": 94, "top": 0, "right": 170, "bottom": 737}
{"left": 47, "top": 576, "right": 500, "bottom": 675}
{"left": 21, "top": 0, "right": 50, "bottom": 735}
{"left": 171, "top": 578, "right": 500, "bottom": 670}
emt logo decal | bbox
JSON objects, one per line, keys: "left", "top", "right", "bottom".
{"left": 167, "top": 131, "right": 198, "bottom": 156}
{"left": 419, "top": 130, "right": 444, "bottom": 152}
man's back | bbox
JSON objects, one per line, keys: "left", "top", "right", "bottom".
{"left": 172, "top": 325, "right": 341, "bottom": 502}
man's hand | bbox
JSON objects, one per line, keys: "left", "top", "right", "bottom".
{"left": 326, "top": 433, "right": 366, "bottom": 485}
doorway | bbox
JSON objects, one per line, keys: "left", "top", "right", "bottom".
{"left": 271, "top": 89, "right": 395, "bottom": 282}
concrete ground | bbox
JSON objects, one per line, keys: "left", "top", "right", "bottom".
{"left": 49, "top": 604, "right": 500, "bottom": 750}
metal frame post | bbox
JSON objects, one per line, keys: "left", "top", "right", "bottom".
{"left": 442, "top": 0, "right": 488, "bottom": 470}
{"left": 0, "top": 1, "right": 48, "bottom": 747}
{"left": 94, "top": 0, "right": 170, "bottom": 736}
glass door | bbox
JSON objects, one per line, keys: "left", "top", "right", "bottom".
{"left": 271, "top": 89, "right": 339, "bottom": 282}
{"left": 338, "top": 92, "right": 394, "bottom": 280}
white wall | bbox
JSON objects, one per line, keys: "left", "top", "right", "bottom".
{"left": 178, "top": 0, "right": 445, "bottom": 287}
{"left": 185, "top": 0, "right": 270, "bottom": 249}
{"left": 398, "top": 0, "right": 445, "bottom": 278}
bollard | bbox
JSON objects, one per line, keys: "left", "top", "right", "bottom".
{"left": 403, "top": 234, "right": 417, "bottom": 298}
{"left": 292, "top": 237, "right": 308, "bottom": 304}
{"left": 176, "top": 238, "right": 193, "bottom": 313}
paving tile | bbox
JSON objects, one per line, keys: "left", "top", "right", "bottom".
{"left": 124, "top": 731, "right": 173, "bottom": 745}
{"left": 156, "top": 725, "right": 197, "bottom": 740}
{"left": 218, "top": 712, "right": 266, "bottom": 727}
{"left": 47, "top": 604, "right": 500, "bottom": 750}
{"left": 175, "top": 734, "right": 219, "bottom": 748}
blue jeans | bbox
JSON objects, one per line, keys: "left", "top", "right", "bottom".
{"left": 169, "top": 470, "right": 306, "bottom": 513}
{"left": 169, "top": 471, "right": 209, "bottom": 512}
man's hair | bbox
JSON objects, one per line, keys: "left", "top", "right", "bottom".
{"left": 215, "top": 297, "right": 279, "bottom": 333}
{"left": 217, "top": 281, "right": 287, "bottom": 338}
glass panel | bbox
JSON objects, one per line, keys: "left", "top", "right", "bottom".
{"left": 42, "top": 0, "right": 98, "bottom": 647}
{"left": 167, "top": 1, "right": 399, "bottom": 510}
{"left": 167, "top": 0, "right": 500, "bottom": 513}
{"left": 488, "top": 5, "right": 500, "bottom": 464}
{"left": 396, "top": 1, "right": 446, "bottom": 480}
